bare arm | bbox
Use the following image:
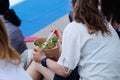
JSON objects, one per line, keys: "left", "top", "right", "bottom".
{"left": 46, "top": 58, "right": 72, "bottom": 77}
{"left": 32, "top": 47, "right": 72, "bottom": 77}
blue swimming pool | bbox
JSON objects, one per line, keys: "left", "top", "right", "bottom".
{"left": 11, "top": 0, "right": 71, "bottom": 37}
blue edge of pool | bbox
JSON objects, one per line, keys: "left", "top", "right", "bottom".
{"left": 12, "top": 0, "right": 71, "bottom": 37}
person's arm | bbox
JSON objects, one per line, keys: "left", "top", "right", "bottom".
{"left": 49, "top": 29, "right": 72, "bottom": 77}
{"left": 46, "top": 58, "right": 72, "bottom": 77}
{"left": 32, "top": 47, "right": 72, "bottom": 77}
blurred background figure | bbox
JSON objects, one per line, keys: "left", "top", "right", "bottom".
{"left": 0, "top": 18, "right": 32, "bottom": 80}
{"left": 101, "top": 0, "right": 120, "bottom": 38}
{"left": 68, "top": 0, "right": 77, "bottom": 22}
{"left": 0, "top": 0, "right": 27, "bottom": 55}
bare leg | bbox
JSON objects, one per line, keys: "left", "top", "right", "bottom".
{"left": 26, "top": 61, "right": 54, "bottom": 80}
{"left": 26, "top": 61, "right": 42, "bottom": 80}
{"left": 37, "top": 63, "right": 55, "bottom": 80}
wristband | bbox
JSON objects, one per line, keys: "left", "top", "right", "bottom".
{"left": 41, "top": 57, "right": 48, "bottom": 67}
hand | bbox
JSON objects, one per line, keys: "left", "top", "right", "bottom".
{"left": 52, "top": 28, "right": 62, "bottom": 43}
{"left": 32, "top": 46, "right": 46, "bottom": 63}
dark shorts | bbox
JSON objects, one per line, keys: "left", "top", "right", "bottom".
{"left": 53, "top": 66, "right": 79, "bottom": 80}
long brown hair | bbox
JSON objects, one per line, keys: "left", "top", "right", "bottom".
{"left": 73, "top": 0, "right": 110, "bottom": 35}
{"left": 0, "top": 18, "right": 20, "bottom": 64}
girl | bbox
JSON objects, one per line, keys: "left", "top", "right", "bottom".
{"left": 27, "top": 0, "right": 120, "bottom": 80}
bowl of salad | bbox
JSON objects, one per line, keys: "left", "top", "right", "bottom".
{"left": 34, "top": 37, "right": 60, "bottom": 61}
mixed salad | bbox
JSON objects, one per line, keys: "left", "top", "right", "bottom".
{"left": 34, "top": 37, "right": 58, "bottom": 49}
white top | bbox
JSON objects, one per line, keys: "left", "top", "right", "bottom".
{"left": 58, "top": 21, "right": 120, "bottom": 80}
{"left": 0, "top": 60, "right": 32, "bottom": 80}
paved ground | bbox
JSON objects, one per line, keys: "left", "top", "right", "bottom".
{"left": 26, "top": 14, "right": 70, "bottom": 49}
